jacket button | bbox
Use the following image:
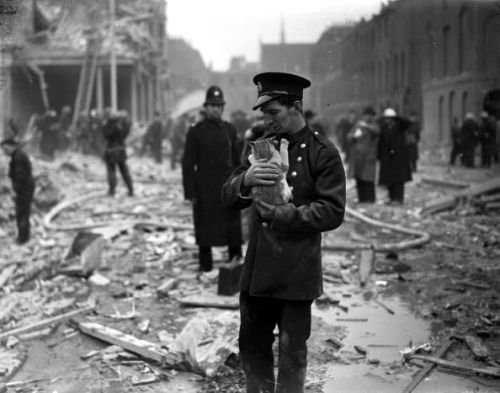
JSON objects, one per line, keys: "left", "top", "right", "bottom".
{"left": 314, "top": 131, "right": 319, "bottom": 135}
{"left": 297, "top": 156, "right": 302, "bottom": 162}
{"left": 262, "top": 222, "right": 269, "bottom": 228}
{"left": 291, "top": 171, "right": 297, "bottom": 177}
{"left": 300, "top": 143, "right": 306, "bottom": 148}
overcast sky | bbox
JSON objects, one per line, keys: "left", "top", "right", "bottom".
{"left": 167, "top": 0, "right": 384, "bottom": 71}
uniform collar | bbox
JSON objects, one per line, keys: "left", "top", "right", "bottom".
{"left": 279, "top": 124, "right": 310, "bottom": 144}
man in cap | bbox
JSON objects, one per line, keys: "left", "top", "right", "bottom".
{"left": 1, "top": 137, "right": 35, "bottom": 244}
{"left": 102, "top": 110, "right": 134, "bottom": 197}
{"left": 182, "top": 86, "right": 243, "bottom": 272}
{"left": 222, "top": 72, "right": 346, "bottom": 393}
{"left": 378, "top": 108, "right": 412, "bottom": 204}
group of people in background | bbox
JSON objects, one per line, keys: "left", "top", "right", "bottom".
{"left": 450, "top": 111, "right": 498, "bottom": 168}
{"left": 337, "top": 107, "right": 420, "bottom": 205}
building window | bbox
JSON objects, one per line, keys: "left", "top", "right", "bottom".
{"left": 448, "top": 90, "right": 455, "bottom": 134}
{"left": 443, "top": 25, "right": 450, "bottom": 76}
{"left": 462, "top": 91, "right": 468, "bottom": 120}
{"left": 458, "top": 8, "right": 466, "bottom": 73}
{"left": 401, "top": 52, "right": 406, "bottom": 87}
{"left": 439, "top": 96, "right": 444, "bottom": 142}
{"left": 427, "top": 23, "right": 435, "bottom": 79}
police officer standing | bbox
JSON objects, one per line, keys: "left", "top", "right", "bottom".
{"left": 182, "top": 86, "right": 243, "bottom": 272}
{"left": 222, "top": 72, "right": 346, "bottom": 393}
{"left": 102, "top": 111, "right": 134, "bottom": 197}
{"left": 1, "top": 137, "right": 35, "bottom": 245}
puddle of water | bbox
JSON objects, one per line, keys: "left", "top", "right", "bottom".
{"left": 313, "top": 284, "right": 430, "bottom": 363}
{"left": 314, "top": 283, "right": 500, "bottom": 393}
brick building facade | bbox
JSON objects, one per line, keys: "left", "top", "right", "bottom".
{"left": 311, "top": 0, "right": 500, "bottom": 146}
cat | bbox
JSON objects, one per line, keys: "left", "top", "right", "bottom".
{"left": 249, "top": 137, "right": 293, "bottom": 205}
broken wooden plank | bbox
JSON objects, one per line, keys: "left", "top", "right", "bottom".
{"left": 373, "top": 298, "right": 395, "bottom": 315}
{"left": 336, "top": 318, "right": 368, "bottom": 322}
{"left": 421, "top": 176, "right": 500, "bottom": 216}
{"left": 407, "top": 354, "right": 500, "bottom": 378}
{"left": 0, "top": 265, "right": 17, "bottom": 290}
{"left": 178, "top": 292, "right": 239, "bottom": 309}
{"left": 156, "top": 278, "right": 179, "bottom": 297}
{"left": 402, "top": 336, "right": 455, "bottom": 393}
{"left": 74, "top": 321, "right": 178, "bottom": 366}
{"left": 0, "top": 305, "right": 94, "bottom": 342}
{"left": 420, "top": 176, "right": 469, "bottom": 189}
{"left": 358, "top": 247, "right": 374, "bottom": 287}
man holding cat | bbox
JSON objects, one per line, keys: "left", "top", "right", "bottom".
{"left": 222, "top": 72, "right": 346, "bottom": 393}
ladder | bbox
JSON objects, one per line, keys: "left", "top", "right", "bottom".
{"left": 71, "top": 32, "right": 101, "bottom": 130}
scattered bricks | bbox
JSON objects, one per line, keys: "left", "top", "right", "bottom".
{"left": 217, "top": 261, "right": 243, "bottom": 296}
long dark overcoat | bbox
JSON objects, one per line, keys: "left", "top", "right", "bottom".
{"left": 182, "top": 117, "right": 242, "bottom": 247}
{"left": 378, "top": 117, "right": 412, "bottom": 186}
{"left": 222, "top": 126, "right": 346, "bottom": 300}
{"left": 347, "top": 120, "right": 379, "bottom": 182}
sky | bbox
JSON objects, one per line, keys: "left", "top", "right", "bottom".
{"left": 167, "top": 0, "right": 384, "bottom": 71}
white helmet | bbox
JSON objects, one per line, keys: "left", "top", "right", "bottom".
{"left": 383, "top": 108, "right": 397, "bottom": 117}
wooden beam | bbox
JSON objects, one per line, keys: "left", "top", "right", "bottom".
{"left": 402, "top": 336, "right": 455, "bottom": 393}
{"left": 0, "top": 306, "right": 94, "bottom": 342}
{"left": 75, "top": 321, "right": 178, "bottom": 366}
{"left": 407, "top": 354, "right": 500, "bottom": 378}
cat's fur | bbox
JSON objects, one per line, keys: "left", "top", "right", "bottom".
{"left": 250, "top": 137, "right": 292, "bottom": 205}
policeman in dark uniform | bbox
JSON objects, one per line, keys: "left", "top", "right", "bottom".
{"left": 222, "top": 72, "right": 346, "bottom": 393}
{"left": 1, "top": 137, "right": 35, "bottom": 244}
{"left": 182, "top": 86, "right": 243, "bottom": 272}
{"left": 102, "top": 111, "right": 134, "bottom": 196}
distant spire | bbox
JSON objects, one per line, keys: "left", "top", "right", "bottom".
{"left": 280, "top": 16, "right": 286, "bottom": 44}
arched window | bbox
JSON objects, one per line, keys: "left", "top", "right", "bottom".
{"left": 449, "top": 91, "right": 455, "bottom": 133}
{"left": 462, "top": 91, "right": 468, "bottom": 120}
{"left": 458, "top": 8, "right": 466, "bottom": 73}
{"left": 426, "top": 23, "right": 435, "bottom": 79}
{"left": 439, "top": 96, "right": 444, "bottom": 142}
{"left": 401, "top": 52, "right": 406, "bottom": 87}
{"left": 484, "top": 15, "right": 500, "bottom": 76}
{"left": 443, "top": 25, "right": 450, "bottom": 76}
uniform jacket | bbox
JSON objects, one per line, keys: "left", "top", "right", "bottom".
{"left": 222, "top": 126, "right": 346, "bottom": 300}
{"left": 378, "top": 117, "right": 412, "bottom": 186}
{"left": 9, "top": 148, "right": 35, "bottom": 200}
{"left": 182, "top": 117, "right": 242, "bottom": 247}
{"left": 347, "top": 120, "right": 379, "bottom": 182}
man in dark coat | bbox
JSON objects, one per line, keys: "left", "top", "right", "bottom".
{"left": 142, "top": 111, "right": 164, "bottom": 163}
{"left": 378, "top": 108, "right": 412, "bottom": 204}
{"left": 449, "top": 117, "right": 462, "bottom": 165}
{"left": 406, "top": 113, "right": 421, "bottom": 172}
{"left": 102, "top": 111, "right": 134, "bottom": 197}
{"left": 479, "top": 111, "right": 496, "bottom": 168}
{"left": 222, "top": 72, "right": 346, "bottom": 393}
{"left": 36, "top": 108, "right": 58, "bottom": 159}
{"left": 461, "top": 112, "right": 480, "bottom": 168}
{"left": 347, "top": 106, "right": 379, "bottom": 203}
{"left": 1, "top": 137, "right": 35, "bottom": 244}
{"left": 182, "top": 86, "right": 243, "bottom": 272}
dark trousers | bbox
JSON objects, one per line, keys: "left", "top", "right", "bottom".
{"left": 481, "top": 142, "right": 492, "bottom": 167}
{"left": 355, "top": 179, "right": 376, "bottom": 203}
{"left": 239, "top": 292, "right": 312, "bottom": 393}
{"left": 387, "top": 183, "right": 404, "bottom": 203}
{"left": 449, "top": 143, "right": 461, "bottom": 165}
{"left": 106, "top": 159, "right": 134, "bottom": 196}
{"left": 15, "top": 195, "right": 33, "bottom": 244}
{"left": 198, "top": 245, "right": 242, "bottom": 272}
{"left": 462, "top": 147, "right": 475, "bottom": 168}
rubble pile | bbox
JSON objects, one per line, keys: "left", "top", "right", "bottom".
{"left": 0, "top": 152, "right": 499, "bottom": 392}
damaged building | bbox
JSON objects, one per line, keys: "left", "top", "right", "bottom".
{"left": 1, "top": 0, "right": 168, "bottom": 137}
